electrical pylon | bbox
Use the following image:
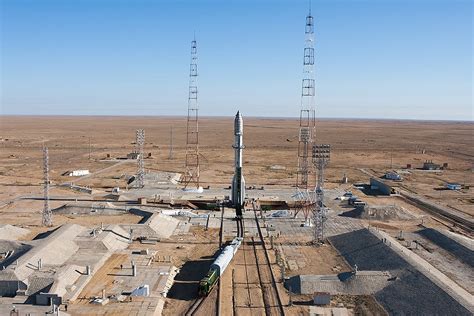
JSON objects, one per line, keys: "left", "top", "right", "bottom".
{"left": 135, "top": 129, "right": 145, "bottom": 188}
{"left": 42, "top": 145, "right": 53, "bottom": 226}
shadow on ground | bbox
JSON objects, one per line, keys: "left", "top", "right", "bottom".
{"left": 167, "top": 255, "right": 215, "bottom": 301}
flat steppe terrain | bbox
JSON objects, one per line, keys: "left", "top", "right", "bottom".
{"left": 0, "top": 116, "right": 472, "bottom": 216}
{"left": 0, "top": 116, "right": 472, "bottom": 315}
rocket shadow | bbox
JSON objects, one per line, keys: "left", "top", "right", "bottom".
{"left": 167, "top": 255, "right": 216, "bottom": 301}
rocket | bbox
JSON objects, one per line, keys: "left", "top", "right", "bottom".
{"left": 231, "top": 111, "right": 245, "bottom": 217}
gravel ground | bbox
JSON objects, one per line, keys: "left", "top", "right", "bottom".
{"left": 329, "top": 229, "right": 471, "bottom": 315}
{"left": 417, "top": 228, "right": 474, "bottom": 268}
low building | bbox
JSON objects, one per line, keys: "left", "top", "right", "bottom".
{"left": 385, "top": 172, "right": 402, "bottom": 181}
{"left": 127, "top": 152, "right": 140, "bottom": 160}
{"left": 446, "top": 183, "right": 461, "bottom": 190}
{"left": 68, "top": 170, "right": 90, "bottom": 177}
{"left": 0, "top": 224, "right": 130, "bottom": 304}
{"left": 423, "top": 160, "right": 441, "bottom": 170}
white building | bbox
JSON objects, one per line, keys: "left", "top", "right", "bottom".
{"left": 68, "top": 170, "right": 90, "bottom": 177}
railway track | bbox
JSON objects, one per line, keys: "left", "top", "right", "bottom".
{"left": 185, "top": 296, "right": 206, "bottom": 316}
{"left": 360, "top": 168, "right": 473, "bottom": 235}
{"left": 186, "top": 204, "right": 226, "bottom": 316}
{"left": 251, "top": 201, "right": 286, "bottom": 316}
{"left": 399, "top": 190, "right": 474, "bottom": 235}
{"left": 232, "top": 201, "right": 285, "bottom": 315}
{"left": 185, "top": 285, "right": 219, "bottom": 316}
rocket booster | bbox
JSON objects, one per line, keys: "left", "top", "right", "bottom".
{"left": 231, "top": 111, "right": 245, "bottom": 216}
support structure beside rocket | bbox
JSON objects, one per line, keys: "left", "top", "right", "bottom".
{"left": 231, "top": 111, "right": 245, "bottom": 217}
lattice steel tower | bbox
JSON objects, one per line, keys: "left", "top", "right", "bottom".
{"left": 294, "top": 6, "right": 316, "bottom": 222}
{"left": 135, "top": 129, "right": 145, "bottom": 188}
{"left": 42, "top": 145, "right": 53, "bottom": 226}
{"left": 296, "top": 7, "right": 316, "bottom": 191}
{"left": 312, "top": 144, "right": 330, "bottom": 243}
{"left": 183, "top": 36, "right": 200, "bottom": 189}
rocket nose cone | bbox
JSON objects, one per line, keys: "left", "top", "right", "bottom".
{"left": 234, "top": 111, "right": 243, "bottom": 134}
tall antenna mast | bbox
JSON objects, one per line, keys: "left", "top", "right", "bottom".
{"left": 42, "top": 145, "right": 53, "bottom": 226}
{"left": 183, "top": 35, "right": 200, "bottom": 189}
{"left": 135, "top": 129, "right": 145, "bottom": 188}
{"left": 295, "top": 6, "right": 316, "bottom": 221}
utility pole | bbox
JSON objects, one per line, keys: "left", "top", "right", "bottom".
{"left": 168, "top": 126, "right": 174, "bottom": 160}
{"left": 42, "top": 145, "right": 53, "bottom": 226}
{"left": 390, "top": 146, "right": 393, "bottom": 169}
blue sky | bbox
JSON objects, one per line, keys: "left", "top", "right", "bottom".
{"left": 0, "top": 0, "right": 472, "bottom": 120}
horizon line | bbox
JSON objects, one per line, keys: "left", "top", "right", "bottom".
{"left": 0, "top": 114, "right": 472, "bottom": 123}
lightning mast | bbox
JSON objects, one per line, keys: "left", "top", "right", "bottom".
{"left": 295, "top": 6, "right": 316, "bottom": 221}
{"left": 183, "top": 36, "right": 200, "bottom": 189}
{"left": 135, "top": 129, "right": 145, "bottom": 188}
{"left": 42, "top": 145, "right": 53, "bottom": 226}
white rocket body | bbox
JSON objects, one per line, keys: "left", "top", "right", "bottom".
{"left": 231, "top": 111, "right": 245, "bottom": 215}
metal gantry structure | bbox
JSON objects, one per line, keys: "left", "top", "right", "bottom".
{"left": 312, "top": 144, "right": 330, "bottom": 243}
{"left": 294, "top": 6, "right": 316, "bottom": 221}
{"left": 42, "top": 145, "right": 53, "bottom": 227}
{"left": 135, "top": 129, "right": 145, "bottom": 188}
{"left": 183, "top": 36, "right": 200, "bottom": 189}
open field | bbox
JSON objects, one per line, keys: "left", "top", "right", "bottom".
{"left": 1, "top": 116, "right": 472, "bottom": 218}
{"left": 1, "top": 116, "right": 472, "bottom": 185}
{"left": 0, "top": 116, "right": 472, "bottom": 315}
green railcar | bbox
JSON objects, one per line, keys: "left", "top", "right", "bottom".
{"left": 198, "top": 267, "right": 219, "bottom": 296}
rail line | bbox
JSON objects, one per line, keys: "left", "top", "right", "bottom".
{"left": 186, "top": 204, "right": 226, "bottom": 316}
{"left": 399, "top": 190, "right": 473, "bottom": 235}
{"left": 230, "top": 201, "right": 286, "bottom": 315}
{"left": 360, "top": 168, "right": 473, "bottom": 235}
{"left": 185, "top": 296, "right": 206, "bottom": 316}
{"left": 250, "top": 201, "right": 286, "bottom": 316}
{"left": 185, "top": 285, "right": 219, "bottom": 316}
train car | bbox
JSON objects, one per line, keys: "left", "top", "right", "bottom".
{"left": 198, "top": 237, "right": 243, "bottom": 296}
